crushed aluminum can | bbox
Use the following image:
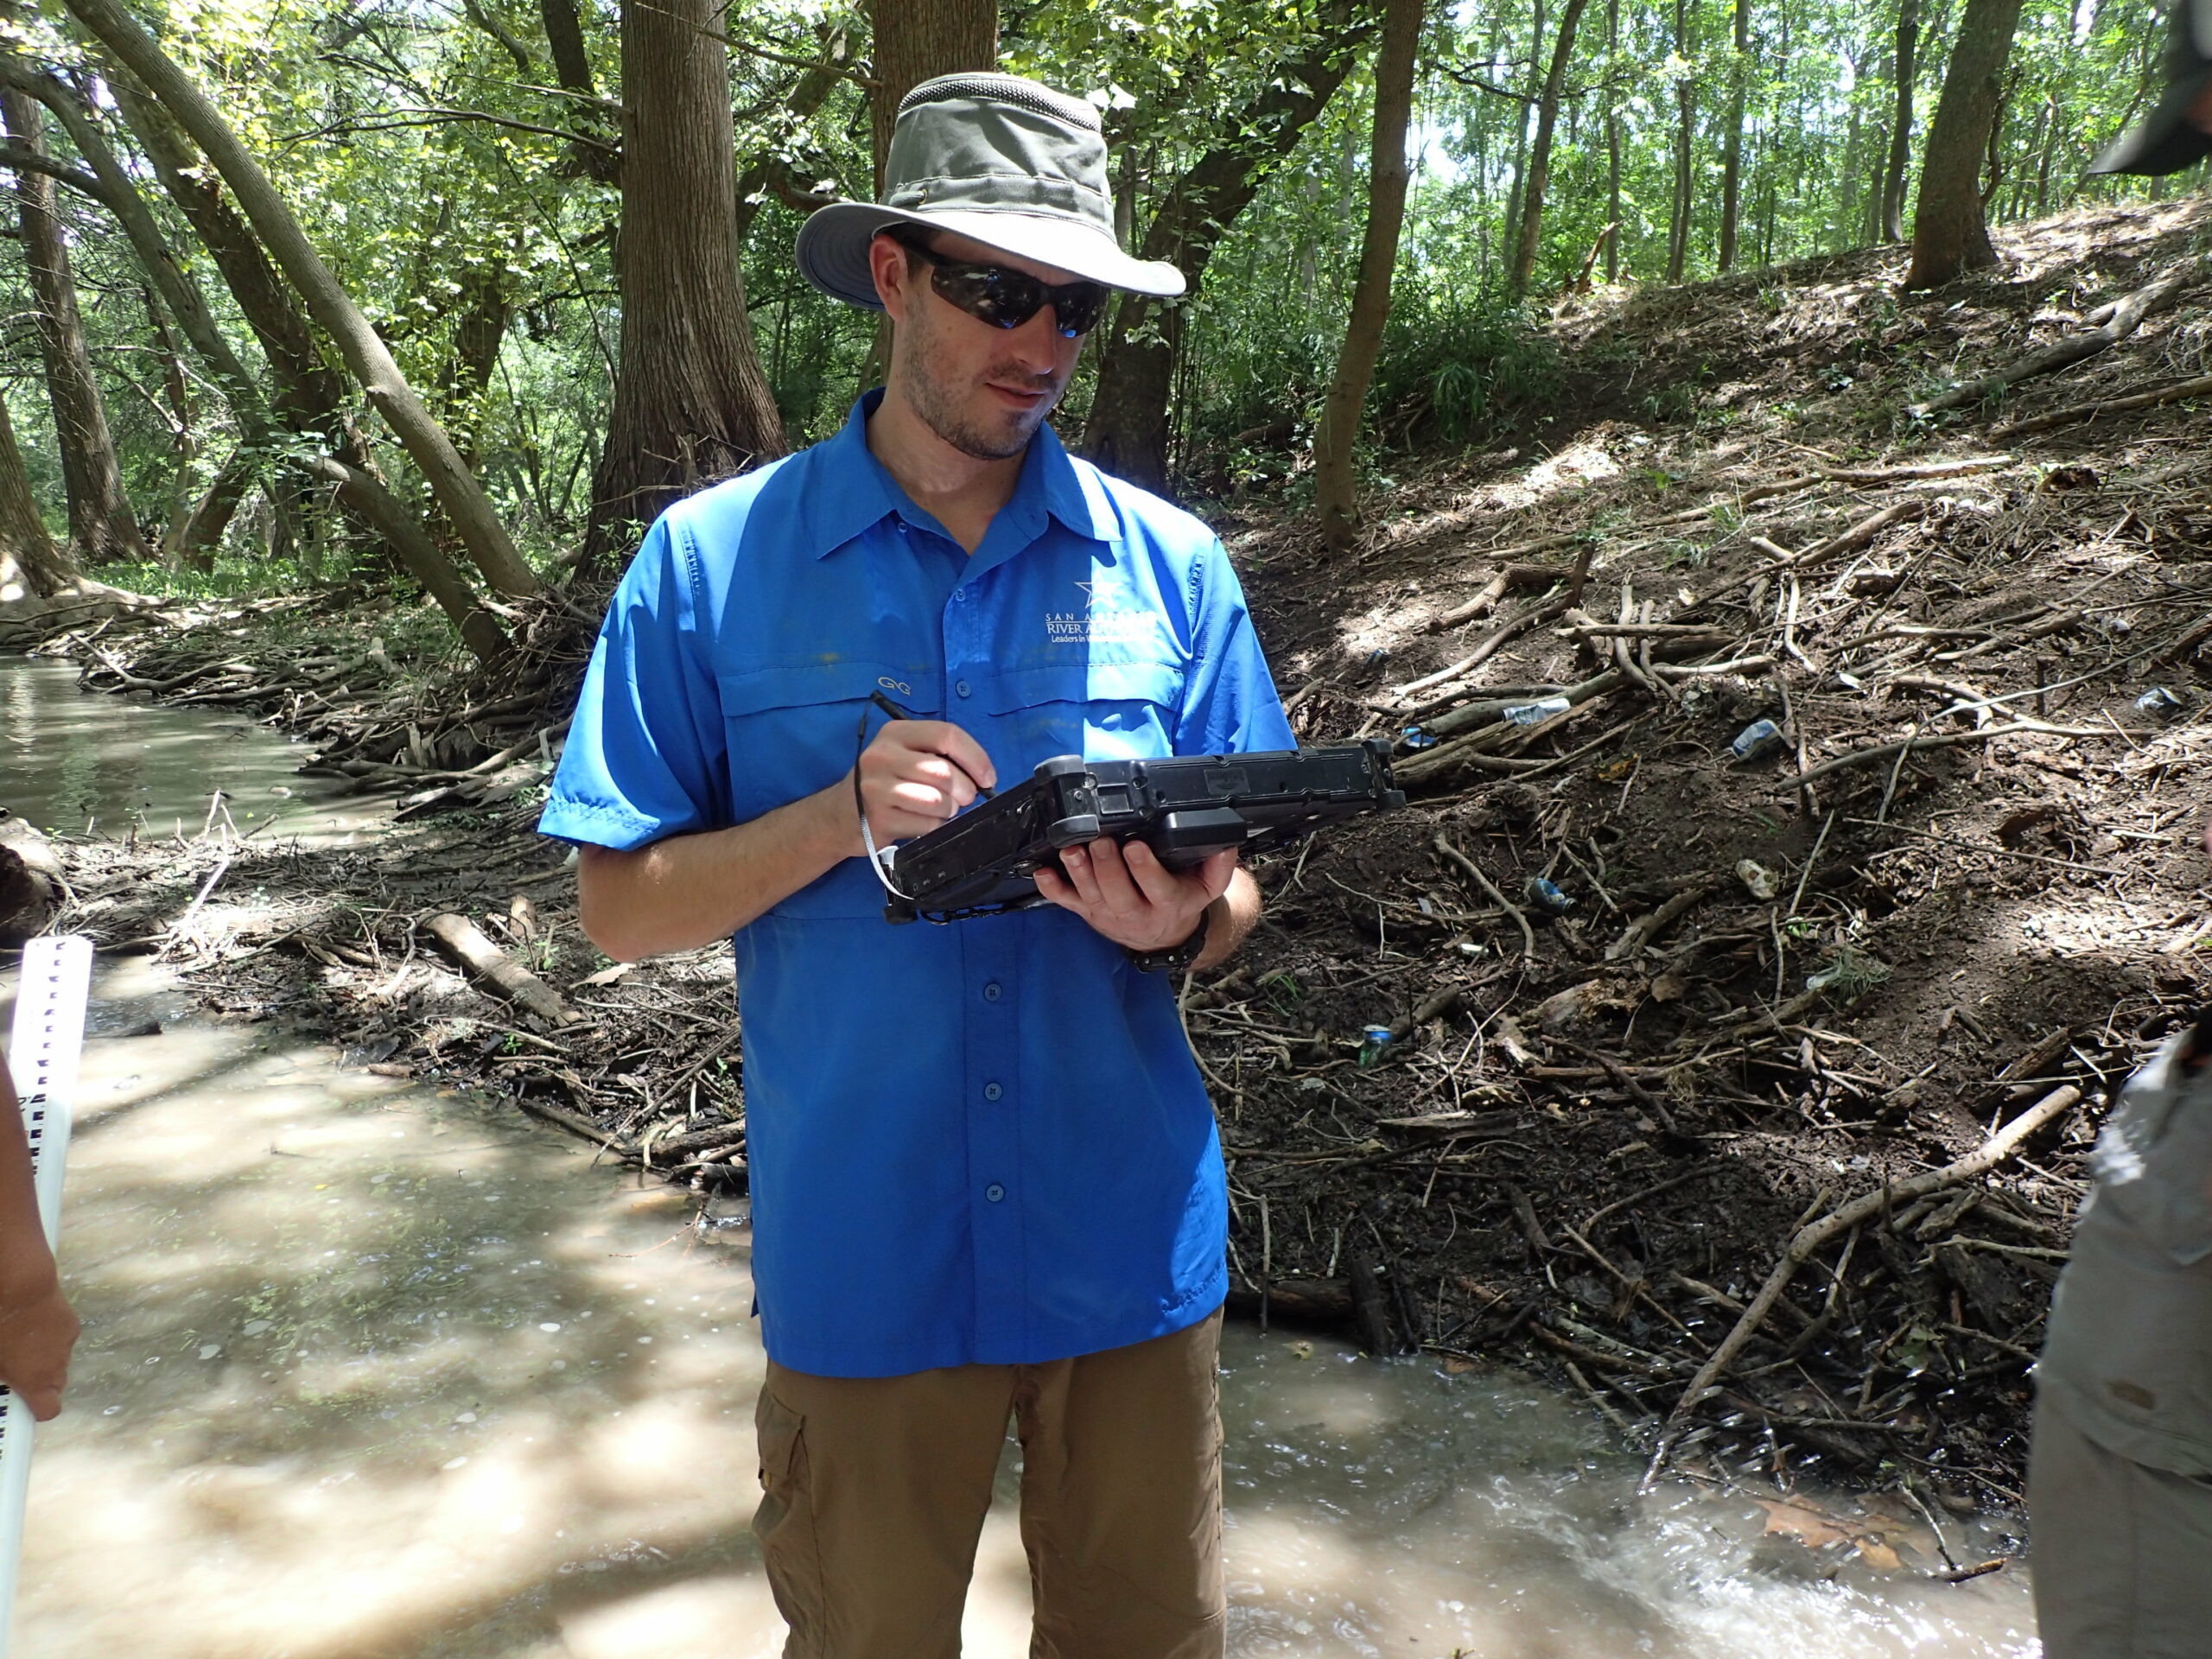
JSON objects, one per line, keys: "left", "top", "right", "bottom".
{"left": 1730, "top": 718, "right": 1786, "bottom": 762}
{"left": 1402, "top": 725, "right": 1439, "bottom": 751}
{"left": 1524, "top": 876, "right": 1573, "bottom": 914}
{"left": 2136, "top": 686, "right": 2187, "bottom": 717}
{"left": 1736, "top": 859, "right": 1780, "bottom": 901}
{"left": 1502, "top": 695, "right": 1573, "bottom": 726}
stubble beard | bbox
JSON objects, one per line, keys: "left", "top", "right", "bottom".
{"left": 898, "top": 302, "right": 1063, "bottom": 462}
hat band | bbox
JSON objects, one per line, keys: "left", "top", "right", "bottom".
{"left": 887, "top": 171, "right": 1113, "bottom": 231}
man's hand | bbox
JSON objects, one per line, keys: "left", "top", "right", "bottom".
{"left": 853, "top": 720, "right": 998, "bottom": 849}
{"left": 1033, "top": 839, "right": 1236, "bottom": 955}
{"left": 0, "top": 1267, "right": 76, "bottom": 1421}
{"left": 0, "top": 1059, "right": 75, "bottom": 1421}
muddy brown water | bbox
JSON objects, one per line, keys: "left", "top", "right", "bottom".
{"left": 1, "top": 653, "right": 2043, "bottom": 1656}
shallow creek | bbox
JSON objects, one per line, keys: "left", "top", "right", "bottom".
{"left": 2, "top": 656, "right": 2043, "bottom": 1657}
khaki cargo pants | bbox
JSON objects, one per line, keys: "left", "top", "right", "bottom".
{"left": 752, "top": 1311, "right": 1225, "bottom": 1659}
{"left": 2029, "top": 1389, "right": 2212, "bottom": 1658}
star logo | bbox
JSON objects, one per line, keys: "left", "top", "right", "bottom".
{"left": 1072, "top": 580, "right": 1099, "bottom": 604}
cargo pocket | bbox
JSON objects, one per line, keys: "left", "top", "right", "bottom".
{"left": 752, "top": 1388, "right": 824, "bottom": 1649}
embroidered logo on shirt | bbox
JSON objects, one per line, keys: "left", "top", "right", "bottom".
{"left": 1047, "top": 581, "right": 1153, "bottom": 645}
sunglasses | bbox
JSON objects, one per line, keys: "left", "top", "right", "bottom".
{"left": 893, "top": 235, "right": 1110, "bottom": 340}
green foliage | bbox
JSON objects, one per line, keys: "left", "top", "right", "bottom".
{"left": 0, "top": 0, "right": 2194, "bottom": 613}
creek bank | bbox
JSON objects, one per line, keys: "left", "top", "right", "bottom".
{"left": 7, "top": 197, "right": 2210, "bottom": 1519}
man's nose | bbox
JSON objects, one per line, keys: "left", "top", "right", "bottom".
{"left": 1005, "top": 305, "right": 1065, "bottom": 370}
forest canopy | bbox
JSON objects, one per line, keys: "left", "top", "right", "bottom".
{"left": 0, "top": 0, "right": 2193, "bottom": 649}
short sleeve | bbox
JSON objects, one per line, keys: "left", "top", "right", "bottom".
{"left": 539, "top": 516, "right": 728, "bottom": 849}
{"left": 1174, "top": 539, "right": 1295, "bottom": 756}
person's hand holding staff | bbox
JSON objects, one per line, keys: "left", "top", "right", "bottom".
{"left": 0, "top": 934, "right": 91, "bottom": 1652}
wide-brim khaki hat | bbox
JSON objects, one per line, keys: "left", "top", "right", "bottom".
{"left": 797, "top": 73, "right": 1185, "bottom": 310}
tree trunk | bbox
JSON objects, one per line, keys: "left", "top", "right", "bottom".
{"left": 1903, "top": 0, "right": 2024, "bottom": 289}
{"left": 1664, "top": 0, "right": 1695, "bottom": 283}
{"left": 539, "top": 0, "right": 596, "bottom": 96}
{"left": 1501, "top": 0, "right": 1544, "bottom": 270}
{"left": 309, "top": 459, "right": 510, "bottom": 665}
{"left": 62, "top": 0, "right": 542, "bottom": 599}
{"left": 1879, "top": 0, "right": 1919, "bottom": 241}
{"left": 583, "top": 0, "right": 787, "bottom": 562}
{"left": 1, "top": 88, "right": 148, "bottom": 566}
{"left": 0, "top": 394, "right": 76, "bottom": 599}
{"left": 1717, "top": 0, "right": 1751, "bottom": 271}
{"left": 1510, "top": 0, "right": 1592, "bottom": 294}
{"left": 1605, "top": 0, "right": 1622, "bottom": 279}
{"left": 175, "top": 449, "right": 258, "bottom": 570}
{"left": 867, "top": 0, "right": 998, "bottom": 191}
{"left": 440, "top": 264, "right": 512, "bottom": 467}
{"left": 1081, "top": 2, "right": 1370, "bottom": 493}
{"left": 10, "top": 72, "right": 271, "bottom": 448}
{"left": 1313, "top": 0, "right": 1422, "bottom": 551}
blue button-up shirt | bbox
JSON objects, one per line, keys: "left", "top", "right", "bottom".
{"left": 541, "top": 395, "right": 1294, "bottom": 1377}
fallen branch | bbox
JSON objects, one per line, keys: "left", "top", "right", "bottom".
{"left": 1989, "top": 372, "right": 2212, "bottom": 439}
{"left": 1643, "top": 1083, "right": 2082, "bottom": 1490}
{"left": 1606, "top": 883, "right": 1713, "bottom": 962}
{"left": 1913, "top": 257, "right": 2207, "bottom": 416}
{"left": 1434, "top": 831, "right": 1537, "bottom": 957}
{"left": 1418, "top": 563, "right": 1568, "bottom": 636}
{"left": 426, "top": 911, "right": 582, "bottom": 1027}
{"left": 1785, "top": 720, "right": 2139, "bottom": 786}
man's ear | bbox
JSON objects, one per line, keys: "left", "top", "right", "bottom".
{"left": 868, "top": 234, "right": 912, "bottom": 322}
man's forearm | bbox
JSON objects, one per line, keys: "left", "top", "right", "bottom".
{"left": 578, "top": 779, "right": 857, "bottom": 960}
{"left": 1192, "top": 867, "right": 1261, "bottom": 973}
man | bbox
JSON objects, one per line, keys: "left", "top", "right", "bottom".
{"left": 2026, "top": 819, "right": 2212, "bottom": 1656}
{"left": 542, "top": 73, "right": 1293, "bottom": 1659}
{"left": 2088, "top": 0, "right": 2212, "bottom": 176}
{"left": 0, "top": 1052, "right": 76, "bottom": 1421}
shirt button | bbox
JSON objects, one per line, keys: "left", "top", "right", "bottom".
{"left": 983, "top": 982, "right": 1002, "bottom": 1002}
{"left": 985, "top": 1183, "right": 1006, "bottom": 1204}
{"left": 983, "top": 1082, "right": 1003, "bottom": 1101}
{"left": 955, "top": 679, "right": 972, "bottom": 698}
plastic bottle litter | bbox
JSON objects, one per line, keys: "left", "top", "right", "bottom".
{"left": 1730, "top": 718, "right": 1786, "bottom": 761}
{"left": 1502, "top": 696, "right": 1573, "bottom": 726}
{"left": 1524, "top": 876, "right": 1573, "bottom": 914}
{"left": 1735, "top": 859, "right": 1780, "bottom": 900}
{"left": 1402, "top": 726, "right": 1438, "bottom": 751}
{"left": 1357, "top": 1025, "right": 1395, "bottom": 1066}
{"left": 2136, "top": 686, "right": 2187, "bottom": 717}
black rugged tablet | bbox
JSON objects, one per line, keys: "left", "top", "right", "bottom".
{"left": 879, "top": 741, "right": 1404, "bottom": 924}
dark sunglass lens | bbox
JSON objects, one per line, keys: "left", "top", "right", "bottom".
{"left": 937, "top": 265, "right": 1044, "bottom": 329}
{"left": 1052, "top": 283, "right": 1109, "bottom": 338}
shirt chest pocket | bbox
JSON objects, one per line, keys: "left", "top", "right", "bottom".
{"left": 716, "top": 661, "right": 931, "bottom": 827}
{"left": 986, "top": 660, "right": 1186, "bottom": 774}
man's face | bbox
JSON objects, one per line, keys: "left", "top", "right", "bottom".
{"left": 875, "top": 231, "right": 1089, "bottom": 461}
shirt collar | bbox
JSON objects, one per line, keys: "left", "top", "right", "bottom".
{"left": 804, "top": 391, "right": 1121, "bottom": 560}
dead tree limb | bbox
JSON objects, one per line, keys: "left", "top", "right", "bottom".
{"left": 1642, "top": 1083, "right": 2081, "bottom": 1490}
{"left": 426, "top": 912, "right": 580, "bottom": 1027}
{"left": 1912, "top": 257, "right": 2207, "bottom": 416}
{"left": 1990, "top": 372, "right": 2212, "bottom": 439}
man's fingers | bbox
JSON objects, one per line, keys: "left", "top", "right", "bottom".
{"left": 876, "top": 720, "right": 995, "bottom": 793}
{"left": 1078, "top": 838, "right": 1146, "bottom": 911}
{"left": 1057, "top": 842, "right": 1105, "bottom": 906}
{"left": 1117, "top": 838, "right": 1188, "bottom": 908}
{"left": 1198, "top": 847, "right": 1240, "bottom": 900}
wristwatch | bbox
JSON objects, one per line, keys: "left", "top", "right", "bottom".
{"left": 1124, "top": 906, "right": 1211, "bottom": 975}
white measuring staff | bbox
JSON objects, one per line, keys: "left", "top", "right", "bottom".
{"left": 0, "top": 935, "right": 92, "bottom": 1653}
